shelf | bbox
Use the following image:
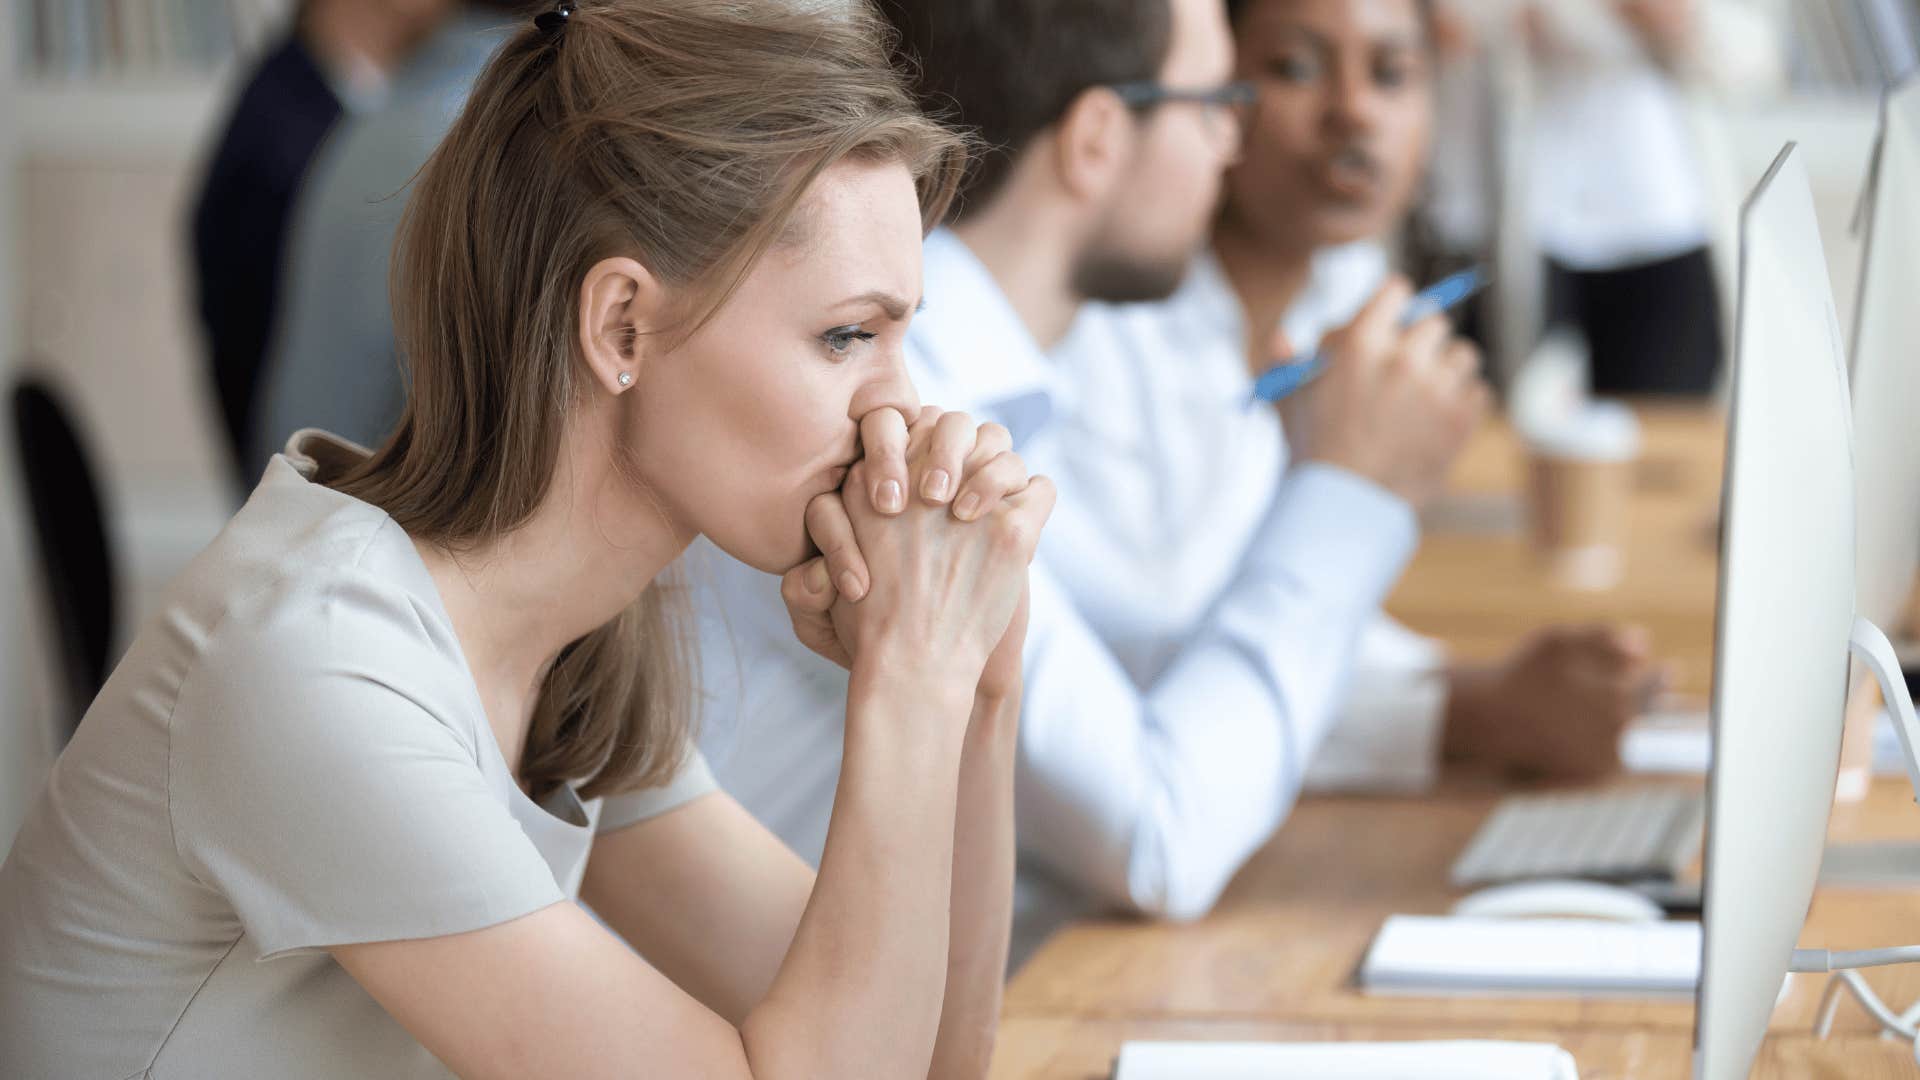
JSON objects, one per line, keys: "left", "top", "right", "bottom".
{"left": 13, "top": 77, "right": 235, "bottom": 159}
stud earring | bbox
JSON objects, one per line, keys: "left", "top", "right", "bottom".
{"left": 617, "top": 371, "right": 633, "bottom": 388}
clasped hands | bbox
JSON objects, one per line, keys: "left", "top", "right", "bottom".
{"left": 779, "top": 406, "right": 1055, "bottom": 706}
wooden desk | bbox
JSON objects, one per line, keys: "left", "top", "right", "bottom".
{"left": 1002, "top": 780, "right": 1920, "bottom": 1034}
{"left": 993, "top": 406, "right": 1920, "bottom": 1077}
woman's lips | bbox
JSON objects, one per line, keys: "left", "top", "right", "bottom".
{"left": 1315, "top": 145, "right": 1385, "bottom": 202}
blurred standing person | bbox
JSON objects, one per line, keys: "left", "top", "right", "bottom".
{"left": 1522, "top": 0, "right": 1781, "bottom": 396}
{"left": 191, "top": 0, "right": 458, "bottom": 489}
{"left": 245, "top": 2, "right": 521, "bottom": 477}
{"left": 1411, "top": 0, "right": 1779, "bottom": 391}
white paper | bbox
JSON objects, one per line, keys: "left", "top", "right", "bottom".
{"left": 1360, "top": 915, "right": 1699, "bottom": 997}
{"left": 1114, "top": 1040, "right": 1580, "bottom": 1080}
{"left": 1620, "top": 709, "right": 1916, "bottom": 777}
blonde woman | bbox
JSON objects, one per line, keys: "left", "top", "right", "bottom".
{"left": 0, "top": 3, "right": 1050, "bottom": 1078}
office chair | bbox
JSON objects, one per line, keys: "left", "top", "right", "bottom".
{"left": 9, "top": 371, "right": 116, "bottom": 748}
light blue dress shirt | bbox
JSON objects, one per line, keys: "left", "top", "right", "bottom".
{"left": 1045, "top": 244, "right": 1452, "bottom": 795}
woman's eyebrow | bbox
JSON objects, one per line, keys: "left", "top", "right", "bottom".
{"left": 833, "top": 290, "right": 923, "bottom": 320}
{"left": 1371, "top": 30, "right": 1423, "bottom": 52}
{"left": 1269, "top": 23, "right": 1420, "bottom": 54}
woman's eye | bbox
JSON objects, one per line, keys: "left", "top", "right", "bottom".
{"left": 1375, "top": 57, "right": 1416, "bottom": 89}
{"left": 1265, "top": 54, "right": 1318, "bottom": 82}
{"left": 822, "top": 326, "right": 878, "bottom": 358}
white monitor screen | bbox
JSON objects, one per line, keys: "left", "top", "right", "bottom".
{"left": 1851, "top": 76, "right": 1920, "bottom": 632}
{"left": 1694, "top": 145, "right": 1856, "bottom": 1079}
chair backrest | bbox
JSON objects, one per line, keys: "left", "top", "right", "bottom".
{"left": 9, "top": 373, "right": 114, "bottom": 746}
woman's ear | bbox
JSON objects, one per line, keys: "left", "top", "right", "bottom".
{"left": 578, "top": 256, "right": 664, "bottom": 395}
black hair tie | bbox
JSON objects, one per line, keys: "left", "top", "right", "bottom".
{"left": 534, "top": 2, "right": 575, "bottom": 34}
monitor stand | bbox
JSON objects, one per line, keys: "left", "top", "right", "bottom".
{"left": 1820, "top": 621, "right": 1920, "bottom": 885}
{"left": 1821, "top": 841, "right": 1920, "bottom": 884}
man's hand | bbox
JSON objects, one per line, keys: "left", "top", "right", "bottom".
{"left": 1443, "top": 624, "right": 1670, "bottom": 781}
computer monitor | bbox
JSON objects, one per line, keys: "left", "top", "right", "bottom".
{"left": 1693, "top": 145, "right": 1857, "bottom": 1079}
{"left": 1850, "top": 74, "right": 1920, "bottom": 635}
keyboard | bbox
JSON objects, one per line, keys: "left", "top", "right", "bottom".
{"left": 1450, "top": 786, "right": 1706, "bottom": 889}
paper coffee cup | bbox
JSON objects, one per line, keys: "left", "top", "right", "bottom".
{"left": 1523, "top": 402, "right": 1640, "bottom": 591}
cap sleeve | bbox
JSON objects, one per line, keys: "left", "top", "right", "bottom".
{"left": 595, "top": 749, "right": 717, "bottom": 836}
{"left": 167, "top": 574, "right": 564, "bottom": 960}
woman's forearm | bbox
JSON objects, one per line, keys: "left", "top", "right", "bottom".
{"left": 739, "top": 661, "right": 974, "bottom": 1080}
{"left": 928, "top": 688, "right": 1019, "bottom": 1080}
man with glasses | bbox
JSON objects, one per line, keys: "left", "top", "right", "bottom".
{"left": 687, "top": 0, "right": 1486, "bottom": 964}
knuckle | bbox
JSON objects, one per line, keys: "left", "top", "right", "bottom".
{"left": 992, "top": 517, "right": 1031, "bottom": 555}
{"left": 1028, "top": 475, "right": 1059, "bottom": 512}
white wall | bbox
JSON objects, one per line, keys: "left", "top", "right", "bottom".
{"left": 2, "top": 2, "right": 45, "bottom": 854}
{"left": 1721, "top": 97, "right": 1882, "bottom": 336}
{"left": 3, "top": 101, "right": 238, "bottom": 852}
{"left": 21, "top": 155, "right": 234, "bottom": 632}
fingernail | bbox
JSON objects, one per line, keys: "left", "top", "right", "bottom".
{"left": 805, "top": 560, "right": 829, "bottom": 594}
{"left": 954, "top": 493, "right": 982, "bottom": 521}
{"left": 877, "top": 480, "right": 903, "bottom": 514}
{"left": 838, "top": 570, "right": 866, "bottom": 602}
{"left": 923, "top": 469, "right": 952, "bottom": 502}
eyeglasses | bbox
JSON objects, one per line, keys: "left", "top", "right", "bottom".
{"left": 1106, "top": 79, "right": 1257, "bottom": 148}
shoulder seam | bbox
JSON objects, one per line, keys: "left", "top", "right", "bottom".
{"left": 163, "top": 533, "right": 430, "bottom": 876}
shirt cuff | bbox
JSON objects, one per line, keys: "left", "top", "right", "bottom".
{"left": 1244, "top": 462, "right": 1420, "bottom": 616}
{"left": 1304, "top": 670, "right": 1450, "bottom": 793}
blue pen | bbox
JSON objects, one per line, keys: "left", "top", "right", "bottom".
{"left": 1248, "top": 266, "right": 1490, "bottom": 405}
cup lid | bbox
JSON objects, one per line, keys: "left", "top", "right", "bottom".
{"left": 1523, "top": 400, "right": 1641, "bottom": 462}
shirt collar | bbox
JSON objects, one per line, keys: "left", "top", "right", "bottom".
{"left": 907, "top": 228, "right": 1057, "bottom": 449}
{"left": 1171, "top": 248, "right": 1247, "bottom": 343}
{"left": 1159, "top": 241, "right": 1389, "bottom": 365}
{"left": 1282, "top": 241, "right": 1389, "bottom": 354}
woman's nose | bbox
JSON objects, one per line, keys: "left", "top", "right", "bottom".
{"left": 1327, "top": 67, "right": 1383, "bottom": 135}
{"left": 855, "top": 353, "right": 922, "bottom": 426}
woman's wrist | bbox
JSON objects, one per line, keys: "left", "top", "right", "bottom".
{"left": 852, "top": 653, "right": 983, "bottom": 753}
{"left": 1441, "top": 663, "right": 1505, "bottom": 763}
{"left": 967, "top": 684, "right": 1020, "bottom": 747}
{"left": 849, "top": 654, "right": 977, "bottom": 727}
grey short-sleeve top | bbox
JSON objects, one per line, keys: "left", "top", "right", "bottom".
{"left": 0, "top": 431, "right": 716, "bottom": 1080}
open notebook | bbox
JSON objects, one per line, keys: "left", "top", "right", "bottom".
{"left": 1360, "top": 915, "right": 1700, "bottom": 997}
{"left": 1114, "top": 1040, "right": 1579, "bottom": 1079}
